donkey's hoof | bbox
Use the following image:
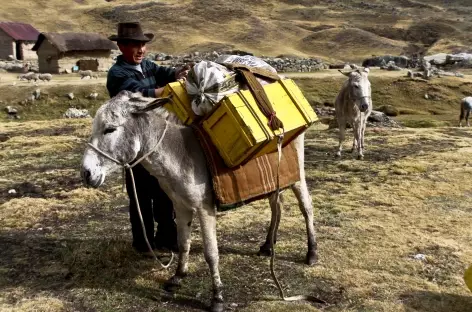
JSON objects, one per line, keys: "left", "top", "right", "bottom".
{"left": 335, "top": 153, "right": 341, "bottom": 158}
{"left": 357, "top": 154, "right": 364, "bottom": 160}
{"left": 258, "top": 244, "right": 273, "bottom": 257}
{"left": 210, "top": 301, "right": 224, "bottom": 312}
{"left": 163, "top": 276, "right": 181, "bottom": 293}
{"left": 305, "top": 250, "right": 318, "bottom": 266}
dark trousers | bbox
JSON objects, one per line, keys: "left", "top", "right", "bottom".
{"left": 125, "top": 163, "right": 176, "bottom": 249}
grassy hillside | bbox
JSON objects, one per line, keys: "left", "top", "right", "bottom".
{"left": 2, "top": 0, "right": 472, "bottom": 62}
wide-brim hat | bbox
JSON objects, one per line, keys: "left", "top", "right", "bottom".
{"left": 108, "top": 22, "right": 154, "bottom": 42}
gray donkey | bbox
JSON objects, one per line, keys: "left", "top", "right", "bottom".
{"left": 334, "top": 68, "right": 372, "bottom": 159}
{"left": 80, "top": 91, "right": 317, "bottom": 312}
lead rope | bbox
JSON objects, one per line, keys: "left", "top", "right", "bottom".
{"left": 269, "top": 131, "right": 327, "bottom": 305}
{"left": 86, "top": 122, "right": 174, "bottom": 269}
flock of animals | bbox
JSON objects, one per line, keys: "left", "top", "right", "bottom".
{"left": 15, "top": 70, "right": 99, "bottom": 83}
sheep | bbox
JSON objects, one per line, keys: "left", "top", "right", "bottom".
{"left": 25, "top": 73, "right": 39, "bottom": 83}
{"left": 79, "top": 70, "right": 93, "bottom": 79}
{"left": 18, "top": 72, "right": 35, "bottom": 81}
{"left": 38, "top": 73, "right": 52, "bottom": 82}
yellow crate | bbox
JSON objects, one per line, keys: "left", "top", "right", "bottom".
{"left": 465, "top": 264, "right": 472, "bottom": 292}
{"left": 202, "top": 79, "right": 318, "bottom": 167}
{"left": 161, "top": 80, "right": 196, "bottom": 125}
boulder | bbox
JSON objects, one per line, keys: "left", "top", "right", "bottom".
{"left": 63, "top": 108, "right": 90, "bottom": 118}
{"left": 424, "top": 53, "right": 448, "bottom": 66}
{"left": 378, "top": 105, "right": 399, "bottom": 116}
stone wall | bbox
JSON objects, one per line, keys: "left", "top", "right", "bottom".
{"left": 143, "top": 50, "right": 328, "bottom": 72}
{"left": 0, "top": 29, "right": 14, "bottom": 60}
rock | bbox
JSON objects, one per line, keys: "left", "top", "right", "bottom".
{"left": 8, "top": 189, "right": 17, "bottom": 194}
{"left": 362, "top": 55, "right": 409, "bottom": 68}
{"left": 5, "top": 106, "right": 18, "bottom": 114}
{"left": 33, "top": 88, "right": 41, "bottom": 100}
{"left": 424, "top": 94, "right": 429, "bottom": 100}
{"left": 381, "top": 60, "right": 401, "bottom": 71}
{"left": 412, "top": 253, "right": 426, "bottom": 261}
{"left": 7, "top": 55, "right": 15, "bottom": 61}
{"left": 88, "top": 92, "right": 98, "bottom": 100}
{"left": 63, "top": 108, "right": 90, "bottom": 118}
{"left": 378, "top": 105, "right": 399, "bottom": 116}
{"left": 424, "top": 53, "right": 448, "bottom": 66}
{"left": 67, "top": 93, "right": 74, "bottom": 100}
{"left": 368, "top": 110, "right": 384, "bottom": 122}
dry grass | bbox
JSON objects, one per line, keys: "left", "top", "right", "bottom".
{"left": 1, "top": 0, "right": 472, "bottom": 61}
{"left": 1, "top": 114, "right": 472, "bottom": 311}
{"left": 1, "top": 69, "right": 472, "bottom": 311}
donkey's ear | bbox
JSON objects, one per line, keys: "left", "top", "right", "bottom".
{"left": 338, "top": 70, "right": 352, "bottom": 77}
{"left": 130, "top": 97, "right": 171, "bottom": 114}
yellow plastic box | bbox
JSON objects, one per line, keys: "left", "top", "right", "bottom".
{"left": 202, "top": 79, "right": 318, "bottom": 168}
{"left": 161, "top": 80, "right": 196, "bottom": 125}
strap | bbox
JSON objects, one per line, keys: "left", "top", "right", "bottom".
{"left": 237, "top": 68, "right": 284, "bottom": 131}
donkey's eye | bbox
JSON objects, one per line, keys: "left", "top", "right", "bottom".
{"left": 104, "top": 128, "right": 116, "bottom": 135}
{"left": 354, "top": 85, "right": 360, "bottom": 88}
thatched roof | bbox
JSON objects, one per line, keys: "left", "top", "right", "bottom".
{"left": 32, "top": 32, "right": 117, "bottom": 52}
{"left": 0, "top": 22, "right": 40, "bottom": 41}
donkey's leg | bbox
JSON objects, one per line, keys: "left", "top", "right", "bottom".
{"left": 259, "top": 192, "right": 284, "bottom": 257}
{"left": 291, "top": 179, "right": 318, "bottom": 265}
{"left": 336, "top": 120, "right": 346, "bottom": 157}
{"left": 164, "top": 206, "right": 194, "bottom": 292}
{"left": 349, "top": 137, "right": 358, "bottom": 153}
{"left": 459, "top": 107, "right": 464, "bottom": 127}
{"left": 467, "top": 109, "right": 470, "bottom": 127}
{"left": 360, "top": 115, "right": 368, "bottom": 150}
{"left": 352, "top": 122, "right": 363, "bottom": 160}
{"left": 198, "top": 204, "right": 223, "bottom": 312}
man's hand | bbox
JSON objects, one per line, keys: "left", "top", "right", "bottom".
{"left": 175, "top": 63, "right": 194, "bottom": 81}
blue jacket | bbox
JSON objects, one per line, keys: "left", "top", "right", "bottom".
{"left": 107, "top": 55, "right": 176, "bottom": 98}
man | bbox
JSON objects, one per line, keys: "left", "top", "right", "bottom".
{"left": 107, "top": 22, "right": 190, "bottom": 254}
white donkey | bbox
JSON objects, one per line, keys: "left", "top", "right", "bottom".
{"left": 334, "top": 68, "right": 372, "bottom": 159}
{"left": 80, "top": 91, "right": 318, "bottom": 312}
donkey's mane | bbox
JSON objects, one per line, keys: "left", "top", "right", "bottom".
{"left": 152, "top": 106, "right": 185, "bottom": 125}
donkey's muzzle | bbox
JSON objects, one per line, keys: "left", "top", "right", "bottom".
{"left": 360, "top": 103, "right": 369, "bottom": 112}
{"left": 81, "top": 168, "right": 102, "bottom": 188}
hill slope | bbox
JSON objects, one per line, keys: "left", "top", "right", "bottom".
{"left": 2, "top": 0, "right": 472, "bottom": 62}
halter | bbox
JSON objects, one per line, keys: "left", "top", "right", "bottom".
{"left": 86, "top": 121, "right": 173, "bottom": 268}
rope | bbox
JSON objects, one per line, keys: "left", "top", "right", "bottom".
{"left": 269, "top": 131, "right": 327, "bottom": 305}
{"left": 86, "top": 121, "right": 173, "bottom": 269}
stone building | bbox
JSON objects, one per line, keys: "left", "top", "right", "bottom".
{"left": 0, "top": 22, "right": 40, "bottom": 60}
{"left": 32, "top": 32, "right": 117, "bottom": 73}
